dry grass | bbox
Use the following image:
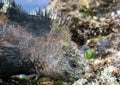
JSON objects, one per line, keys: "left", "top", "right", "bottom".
{"left": 0, "top": 12, "right": 8, "bottom": 27}
{"left": 79, "top": 0, "right": 91, "bottom": 8}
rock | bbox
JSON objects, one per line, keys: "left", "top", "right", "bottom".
{"left": 94, "top": 59, "right": 104, "bottom": 66}
{"left": 83, "top": 72, "right": 95, "bottom": 79}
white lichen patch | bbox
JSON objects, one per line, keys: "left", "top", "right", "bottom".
{"left": 100, "top": 66, "right": 119, "bottom": 83}
{"left": 72, "top": 78, "right": 87, "bottom": 85}
{"left": 111, "top": 10, "right": 120, "bottom": 19}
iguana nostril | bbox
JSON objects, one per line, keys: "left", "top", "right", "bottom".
{"left": 69, "top": 60, "right": 78, "bottom": 68}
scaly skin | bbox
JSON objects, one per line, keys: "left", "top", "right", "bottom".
{"left": 0, "top": 18, "right": 85, "bottom": 81}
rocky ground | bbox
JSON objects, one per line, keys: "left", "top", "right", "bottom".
{"left": 46, "top": 0, "right": 120, "bottom": 85}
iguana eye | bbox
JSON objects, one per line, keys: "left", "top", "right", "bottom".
{"left": 69, "top": 60, "right": 78, "bottom": 68}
